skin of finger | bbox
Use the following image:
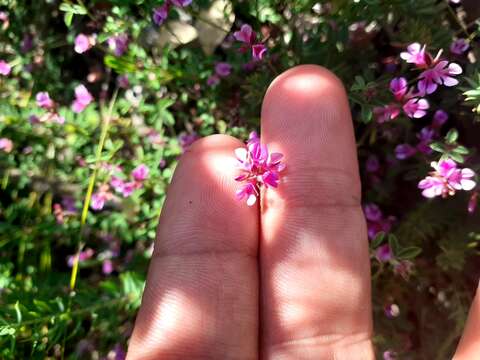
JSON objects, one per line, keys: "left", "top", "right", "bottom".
{"left": 127, "top": 135, "right": 259, "bottom": 360}
{"left": 260, "top": 65, "right": 374, "bottom": 359}
{"left": 453, "top": 282, "right": 480, "bottom": 360}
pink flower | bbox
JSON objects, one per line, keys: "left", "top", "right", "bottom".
{"left": 67, "top": 248, "right": 94, "bottom": 267}
{"left": 0, "top": 60, "right": 11, "bottom": 75}
{"left": 418, "top": 158, "right": 476, "bottom": 198}
{"left": 395, "top": 144, "right": 417, "bottom": 160}
{"left": 390, "top": 77, "right": 408, "bottom": 101}
{"left": 170, "top": 0, "right": 192, "bottom": 7}
{"left": 107, "top": 34, "right": 129, "bottom": 57}
{"left": 215, "top": 62, "right": 232, "bottom": 77}
{"left": 153, "top": 4, "right": 169, "bottom": 25}
{"left": 132, "top": 164, "right": 149, "bottom": 182}
{"left": 252, "top": 43, "right": 267, "bottom": 60}
{"left": 450, "top": 38, "right": 469, "bottom": 55}
{"left": 234, "top": 131, "right": 285, "bottom": 206}
{"left": 178, "top": 132, "right": 198, "bottom": 152}
{"left": 91, "top": 185, "right": 112, "bottom": 210}
{"left": 400, "top": 43, "right": 427, "bottom": 67}
{"left": 207, "top": 74, "right": 220, "bottom": 87}
{"left": 363, "top": 203, "right": 395, "bottom": 239}
{"left": 0, "top": 138, "right": 13, "bottom": 153}
{"left": 102, "top": 259, "right": 114, "bottom": 275}
{"left": 72, "top": 85, "right": 93, "bottom": 113}
{"left": 432, "top": 110, "right": 448, "bottom": 128}
{"left": 74, "top": 33, "right": 94, "bottom": 54}
{"left": 402, "top": 98, "right": 429, "bottom": 118}
{"left": 364, "top": 203, "right": 383, "bottom": 222}
{"left": 383, "top": 350, "right": 397, "bottom": 360}
{"left": 416, "top": 127, "right": 435, "bottom": 154}
{"left": 376, "top": 244, "right": 394, "bottom": 262}
{"left": 36, "top": 92, "right": 54, "bottom": 110}
{"left": 120, "top": 181, "right": 137, "bottom": 197}
{"left": 374, "top": 104, "right": 400, "bottom": 123}
{"left": 418, "top": 60, "right": 462, "bottom": 95}
{"left": 110, "top": 176, "right": 126, "bottom": 193}
{"left": 234, "top": 24, "right": 255, "bottom": 44}
{"left": 384, "top": 303, "right": 400, "bottom": 318}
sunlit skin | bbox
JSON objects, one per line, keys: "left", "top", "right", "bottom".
{"left": 126, "top": 65, "right": 480, "bottom": 359}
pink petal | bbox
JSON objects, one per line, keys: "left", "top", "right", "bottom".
{"left": 442, "top": 76, "right": 459, "bottom": 87}
{"left": 234, "top": 148, "right": 248, "bottom": 162}
{"left": 461, "top": 179, "right": 476, "bottom": 191}
{"left": 246, "top": 193, "right": 257, "bottom": 206}
{"left": 461, "top": 168, "right": 475, "bottom": 179}
{"left": 448, "top": 62, "right": 462, "bottom": 75}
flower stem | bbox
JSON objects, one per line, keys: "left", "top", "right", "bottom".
{"left": 69, "top": 88, "right": 118, "bottom": 291}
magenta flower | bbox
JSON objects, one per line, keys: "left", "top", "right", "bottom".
{"left": 178, "top": 132, "right": 199, "bottom": 152}
{"left": 418, "top": 158, "right": 476, "bottom": 198}
{"left": 0, "top": 60, "right": 11, "bottom": 75}
{"left": 74, "top": 33, "right": 94, "bottom": 54}
{"left": 252, "top": 43, "right": 267, "bottom": 60}
{"left": 384, "top": 303, "right": 400, "bottom": 318}
{"left": 67, "top": 248, "right": 94, "bottom": 267}
{"left": 402, "top": 97, "right": 429, "bottom": 118}
{"left": 234, "top": 24, "right": 255, "bottom": 44}
{"left": 433, "top": 110, "right": 448, "bottom": 128}
{"left": 395, "top": 144, "right": 417, "bottom": 160}
{"left": 102, "top": 259, "right": 114, "bottom": 275}
{"left": 132, "top": 164, "right": 149, "bottom": 182}
{"left": 234, "top": 131, "right": 285, "bottom": 206}
{"left": 416, "top": 127, "right": 435, "bottom": 154}
{"left": 390, "top": 77, "right": 408, "bottom": 101}
{"left": 0, "top": 138, "right": 13, "bottom": 153}
{"left": 170, "top": 0, "right": 192, "bottom": 7}
{"left": 91, "top": 185, "right": 112, "bottom": 210}
{"left": 233, "top": 24, "right": 267, "bottom": 61}
{"left": 366, "top": 155, "right": 380, "bottom": 173}
{"left": 383, "top": 350, "right": 398, "bottom": 360}
{"left": 450, "top": 38, "right": 469, "bottom": 55}
{"left": 376, "top": 244, "right": 394, "bottom": 263}
{"left": 207, "top": 75, "right": 220, "bottom": 87}
{"left": 36, "top": 91, "right": 54, "bottom": 110}
{"left": 374, "top": 104, "right": 400, "bottom": 123}
{"left": 364, "top": 203, "right": 383, "bottom": 222}
{"left": 108, "top": 34, "right": 129, "bottom": 57}
{"left": 363, "top": 203, "right": 395, "bottom": 239}
{"left": 153, "top": 4, "right": 169, "bottom": 25}
{"left": 400, "top": 43, "right": 427, "bottom": 67}
{"left": 72, "top": 85, "right": 93, "bottom": 113}
{"left": 418, "top": 60, "right": 462, "bottom": 95}
{"left": 215, "top": 62, "right": 232, "bottom": 77}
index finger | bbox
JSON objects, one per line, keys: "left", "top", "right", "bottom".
{"left": 260, "top": 65, "right": 374, "bottom": 359}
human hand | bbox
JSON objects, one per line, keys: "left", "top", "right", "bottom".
{"left": 126, "top": 65, "right": 480, "bottom": 359}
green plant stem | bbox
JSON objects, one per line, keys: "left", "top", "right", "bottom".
{"left": 69, "top": 88, "right": 118, "bottom": 292}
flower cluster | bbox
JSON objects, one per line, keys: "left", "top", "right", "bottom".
{"left": 418, "top": 158, "right": 476, "bottom": 198}
{"left": 234, "top": 132, "right": 284, "bottom": 206}
{"left": 152, "top": 0, "right": 192, "bottom": 26}
{"left": 364, "top": 203, "right": 395, "bottom": 240}
{"left": 74, "top": 33, "right": 96, "bottom": 54}
{"left": 91, "top": 164, "right": 150, "bottom": 210}
{"left": 207, "top": 62, "right": 232, "bottom": 86}
{"left": 233, "top": 24, "right": 267, "bottom": 61}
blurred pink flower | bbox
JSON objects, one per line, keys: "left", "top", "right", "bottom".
{"left": 390, "top": 77, "right": 408, "bottom": 101}
{"left": 384, "top": 303, "right": 400, "bottom": 318}
{"left": 374, "top": 104, "right": 400, "bottom": 123}
{"left": 74, "top": 33, "right": 94, "bottom": 54}
{"left": 418, "top": 61, "right": 462, "bottom": 95}
{"left": 72, "top": 84, "right": 93, "bottom": 113}
{"left": 402, "top": 98, "right": 429, "bottom": 118}
{"left": 364, "top": 203, "right": 395, "bottom": 239}
{"left": 432, "top": 110, "right": 448, "bottom": 128}
{"left": 395, "top": 144, "right": 417, "bottom": 160}
{"left": 132, "top": 164, "right": 149, "bottom": 182}
{"left": 364, "top": 203, "right": 382, "bottom": 222}
{"left": 234, "top": 131, "right": 285, "bottom": 206}
{"left": 418, "top": 158, "right": 476, "bottom": 198}
{"left": 102, "top": 259, "right": 114, "bottom": 275}
{"left": 400, "top": 43, "right": 427, "bottom": 67}
{"left": 170, "top": 0, "right": 192, "bottom": 7}
{"left": 376, "top": 244, "right": 394, "bottom": 262}
{"left": 36, "top": 91, "right": 54, "bottom": 109}
{"left": 215, "top": 62, "right": 232, "bottom": 77}
{"left": 0, "top": 138, "right": 13, "bottom": 153}
{"left": 450, "top": 38, "right": 469, "bottom": 55}
{"left": 91, "top": 185, "right": 112, "bottom": 210}
{"left": 108, "top": 34, "right": 129, "bottom": 57}
{"left": 0, "top": 60, "right": 11, "bottom": 75}
{"left": 178, "top": 132, "right": 198, "bottom": 152}
{"left": 153, "top": 4, "right": 169, "bottom": 25}
{"left": 67, "top": 248, "right": 94, "bottom": 267}
{"left": 383, "top": 350, "right": 397, "bottom": 360}
{"left": 366, "top": 155, "right": 380, "bottom": 173}
{"left": 117, "top": 75, "right": 129, "bottom": 89}
{"left": 207, "top": 74, "right": 220, "bottom": 87}
{"left": 234, "top": 24, "right": 255, "bottom": 43}
{"left": 252, "top": 44, "right": 267, "bottom": 60}
{"left": 416, "top": 127, "right": 435, "bottom": 154}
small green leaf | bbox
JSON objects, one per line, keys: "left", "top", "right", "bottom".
{"left": 396, "top": 246, "right": 422, "bottom": 260}
{"left": 430, "top": 142, "right": 446, "bottom": 153}
{"left": 388, "top": 234, "right": 400, "bottom": 256}
{"left": 445, "top": 129, "right": 458, "bottom": 144}
{"left": 371, "top": 232, "right": 386, "bottom": 248}
{"left": 449, "top": 152, "right": 465, "bottom": 163}
{"left": 64, "top": 11, "right": 73, "bottom": 27}
{"left": 453, "top": 145, "right": 469, "bottom": 155}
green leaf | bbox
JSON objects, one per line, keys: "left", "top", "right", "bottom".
{"left": 430, "top": 142, "right": 446, "bottom": 153}
{"left": 445, "top": 129, "right": 458, "bottom": 144}
{"left": 396, "top": 246, "right": 422, "bottom": 260}
{"left": 371, "top": 232, "right": 386, "bottom": 248}
{"left": 453, "top": 145, "right": 469, "bottom": 155}
{"left": 388, "top": 234, "right": 400, "bottom": 256}
{"left": 64, "top": 11, "right": 73, "bottom": 27}
{"left": 104, "top": 55, "right": 136, "bottom": 74}
{"left": 449, "top": 152, "right": 465, "bottom": 163}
